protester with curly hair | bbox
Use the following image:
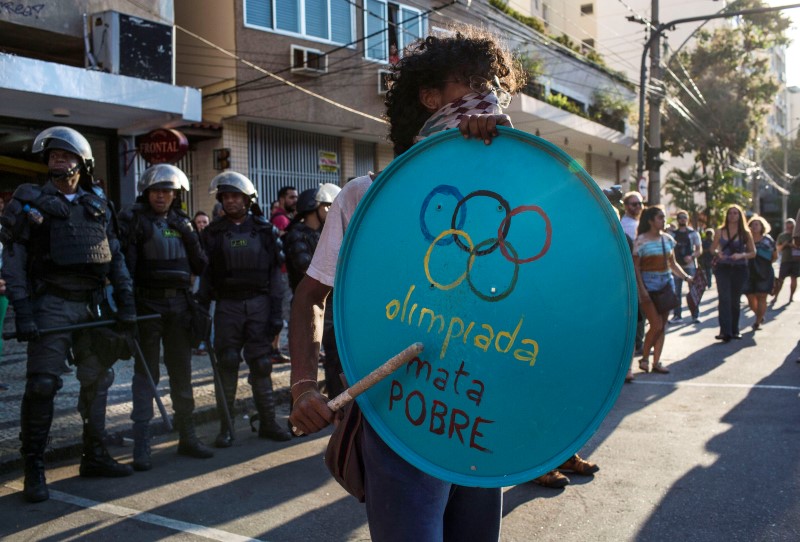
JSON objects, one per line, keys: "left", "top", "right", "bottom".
{"left": 289, "top": 26, "right": 525, "bottom": 541}
{"left": 634, "top": 206, "right": 693, "bottom": 374}
{"left": 711, "top": 205, "right": 756, "bottom": 342}
{"left": 743, "top": 215, "right": 776, "bottom": 331}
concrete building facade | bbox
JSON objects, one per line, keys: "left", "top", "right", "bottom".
{"left": 0, "top": 0, "right": 202, "bottom": 206}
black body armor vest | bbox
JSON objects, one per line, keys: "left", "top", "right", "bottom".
{"left": 284, "top": 222, "right": 320, "bottom": 292}
{"left": 135, "top": 214, "right": 192, "bottom": 288}
{"left": 31, "top": 190, "right": 112, "bottom": 290}
{"left": 207, "top": 216, "right": 278, "bottom": 296}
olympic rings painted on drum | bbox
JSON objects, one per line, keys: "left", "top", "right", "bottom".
{"left": 451, "top": 190, "right": 510, "bottom": 256}
{"left": 419, "top": 184, "right": 467, "bottom": 245}
{"left": 424, "top": 229, "right": 475, "bottom": 290}
{"left": 421, "top": 188, "right": 552, "bottom": 300}
{"left": 466, "top": 238, "right": 520, "bottom": 302}
{"left": 498, "top": 205, "right": 552, "bottom": 264}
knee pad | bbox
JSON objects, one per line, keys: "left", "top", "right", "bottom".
{"left": 96, "top": 368, "right": 115, "bottom": 392}
{"left": 25, "top": 374, "right": 62, "bottom": 400}
{"left": 76, "top": 356, "right": 103, "bottom": 386}
{"left": 219, "top": 348, "right": 242, "bottom": 372}
{"left": 248, "top": 356, "right": 272, "bottom": 378}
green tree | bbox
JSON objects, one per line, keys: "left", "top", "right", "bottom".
{"left": 706, "top": 170, "right": 752, "bottom": 226}
{"left": 665, "top": 165, "right": 703, "bottom": 224}
{"left": 660, "top": 0, "right": 790, "bottom": 180}
{"left": 665, "top": 165, "right": 751, "bottom": 227}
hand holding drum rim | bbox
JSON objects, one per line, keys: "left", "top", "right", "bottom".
{"left": 290, "top": 342, "right": 424, "bottom": 436}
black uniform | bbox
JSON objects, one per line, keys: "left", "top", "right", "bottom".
{"left": 118, "top": 203, "right": 212, "bottom": 468}
{"left": 198, "top": 214, "right": 291, "bottom": 445}
{"left": 1, "top": 181, "right": 135, "bottom": 500}
{"left": 283, "top": 220, "right": 343, "bottom": 398}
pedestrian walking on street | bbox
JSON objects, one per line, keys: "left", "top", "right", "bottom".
{"left": 743, "top": 215, "right": 776, "bottom": 331}
{"left": 289, "top": 26, "right": 526, "bottom": 541}
{"left": 118, "top": 164, "right": 214, "bottom": 471}
{"left": 670, "top": 210, "right": 702, "bottom": 324}
{"left": 1, "top": 126, "right": 137, "bottom": 503}
{"left": 700, "top": 228, "right": 715, "bottom": 289}
{"left": 634, "top": 206, "right": 694, "bottom": 374}
{"left": 197, "top": 172, "right": 291, "bottom": 446}
{"left": 620, "top": 191, "right": 645, "bottom": 356}
{"left": 772, "top": 218, "right": 798, "bottom": 306}
{"left": 711, "top": 205, "right": 756, "bottom": 342}
{"left": 269, "top": 186, "right": 297, "bottom": 362}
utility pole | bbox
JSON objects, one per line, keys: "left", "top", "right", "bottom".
{"left": 634, "top": 2, "right": 800, "bottom": 207}
{"left": 647, "top": 0, "right": 662, "bottom": 205}
{"left": 752, "top": 145, "right": 760, "bottom": 215}
{"left": 783, "top": 135, "right": 789, "bottom": 223}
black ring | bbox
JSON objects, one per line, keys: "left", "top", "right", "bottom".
{"left": 466, "top": 238, "right": 520, "bottom": 302}
{"left": 450, "top": 190, "right": 510, "bottom": 256}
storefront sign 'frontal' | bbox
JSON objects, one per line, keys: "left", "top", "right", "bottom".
{"left": 137, "top": 128, "right": 188, "bottom": 164}
{"left": 334, "top": 127, "right": 636, "bottom": 487}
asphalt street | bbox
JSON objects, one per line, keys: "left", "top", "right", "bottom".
{"left": 0, "top": 284, "right": 799, "bottom": 541}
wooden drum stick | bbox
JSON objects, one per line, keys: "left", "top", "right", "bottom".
{"left": 327, "top": 342, "right": 424, "bottom": 412}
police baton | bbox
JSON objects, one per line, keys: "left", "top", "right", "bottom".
{"left": 124, "top": 334, "right": 173, "bottom": 432}
{"left": 2, "top": 314, "right": 162, "bottom": 341}
{"left": 206, "top": 342, "right": 235, "bottom": 443}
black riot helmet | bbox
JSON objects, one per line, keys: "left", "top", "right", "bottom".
{"left": 296, "top": 183, "right": 341, "bottom": 216}
{"left": 295, "top": 188, "right": 320, "bottom": 215}
{"left": 32, "top": 126, "right": 95, "bottom": 177}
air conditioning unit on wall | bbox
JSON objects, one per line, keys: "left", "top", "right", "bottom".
{"left": 378, "top": 69, "right": 391, "bottom": 95}
{"left": 91, "top": 11, "right": 174, "bottom": 84}
{"left": 291, "top": 45, "right": 327, "bottom": 76}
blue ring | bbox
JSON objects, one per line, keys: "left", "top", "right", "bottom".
{"left": 419, "top": 184, "right": 466, "bottom": 245}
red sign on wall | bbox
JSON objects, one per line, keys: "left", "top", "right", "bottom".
{"left": 137, "top": 129, "right": 188, "bottom": 164}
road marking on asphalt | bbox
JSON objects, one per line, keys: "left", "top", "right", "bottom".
{"left": 632, "top": 381, "right": 800, "bottom": 391}
{"left": 4, "top": 482, "right": 267, "bottom": 542}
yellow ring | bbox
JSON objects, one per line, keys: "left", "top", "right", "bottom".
{"left": 424, "top": 229, "right": 474, "bottom": 290}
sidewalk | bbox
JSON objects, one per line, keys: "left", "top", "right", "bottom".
{"left": 0, "top": 321, "right": 312, "bottom": 474}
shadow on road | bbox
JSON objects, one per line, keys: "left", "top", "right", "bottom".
{"left": 634, "top": 351, "right": 800, "bottom": 541}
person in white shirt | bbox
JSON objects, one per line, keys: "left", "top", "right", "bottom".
{"left": 620, "top": 191, "right": 643, "bottom": 241}
{"left": 288, "top": 27, "right": 525, "bottom": 541}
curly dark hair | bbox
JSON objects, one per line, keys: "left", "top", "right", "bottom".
{"left": 384, "top": 26, "right": 526, "bottom": 156}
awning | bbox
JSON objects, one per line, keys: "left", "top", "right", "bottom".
{"left": 0, "top": 53, "right": 201, "bottom": 135}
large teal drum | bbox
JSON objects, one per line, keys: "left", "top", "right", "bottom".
{"left": 334, "top": 127, "right": 636, "bottom": 487}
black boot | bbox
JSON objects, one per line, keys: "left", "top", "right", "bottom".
{"left": 176, "top": 414, "right": 214, "bottom": 459}
{"left": 251, "top": 375, "right": 291, "bottom": 442}
{"left": 132, "top": 421, "right": 152, "bottom": 472}
{"left": 213, "top": 370, "right": 238, "bottom": 448}
{"left": 20, "top": 375, "right": 59, "bottom": 503}
{"left": 79, "top": 367, "right": 132, "bottom": 477}
{"left": 22, "top": 454, "right": 48, "bottom": 503}
{"left": 79, "top": 423, "right": 133, "bottom": 478}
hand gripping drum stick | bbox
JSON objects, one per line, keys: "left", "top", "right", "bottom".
{"left": 293, "top": 342, "right": 424, "bottom": 435}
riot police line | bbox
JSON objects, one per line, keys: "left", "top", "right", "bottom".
{"left": 0, "top": 126, "right": 303, "bottom": 504}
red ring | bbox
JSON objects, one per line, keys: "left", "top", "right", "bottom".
{"left": 497, "top": 205, "right": 552, "bottom": 264}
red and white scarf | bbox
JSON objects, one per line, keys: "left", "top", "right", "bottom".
{"left": 415, "top": 92, "right": 503, "bottom": 142}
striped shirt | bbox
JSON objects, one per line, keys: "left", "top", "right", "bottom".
{"left": 635, "top": 233, "right": 675, "bottom": 291}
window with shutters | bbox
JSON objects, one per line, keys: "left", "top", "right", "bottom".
{"left": 244, "top": 0, "right": 353, "bottom": 44}
{"left": 364, "top": 0, "right": 425, "bottom": 62}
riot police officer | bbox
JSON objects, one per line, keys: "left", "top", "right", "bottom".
{"left": 1, "top": 126, "right": 136, "bottom": 503}
{"left": 197, "top": 171, "right": 291, "bottom": 446}
{"left": 118, "top": 164, "right": 213, "bottom": 471}
{"left": 283, "top": 184, "right": 343, "bottom": 398}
